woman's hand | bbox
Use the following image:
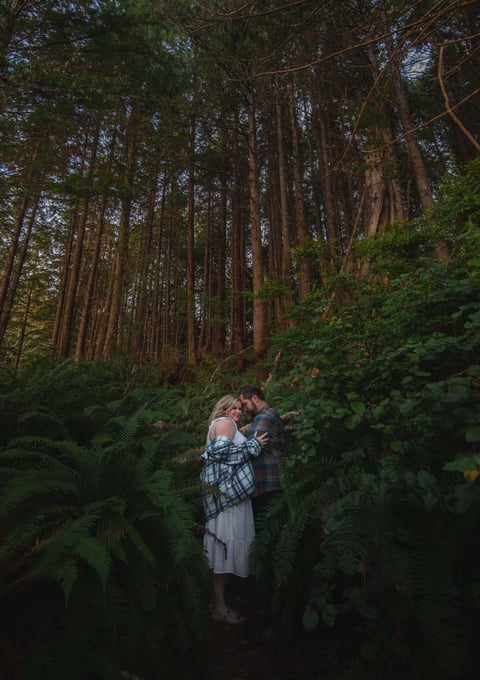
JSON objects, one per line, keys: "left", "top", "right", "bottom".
{"left": 253, "top": 431, "right": 269, "bottom": 447}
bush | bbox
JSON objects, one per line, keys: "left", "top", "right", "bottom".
{"left": 252, "top": 161, "right": 480, "bottom": 678}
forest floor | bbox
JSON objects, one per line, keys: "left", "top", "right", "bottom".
{"left": 191, "top": 575, "right": 479, "bottom": 680}
{"left": 202, "top": 619, "right": 327, "bottom": 680}
{"left": 197, "top": 577, "right": 335, "bottom": 680}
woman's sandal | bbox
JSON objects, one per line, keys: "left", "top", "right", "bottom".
{"left": 212, "top": 607, "right": 246, "bottom": 625}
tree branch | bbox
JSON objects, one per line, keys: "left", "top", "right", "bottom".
{"left": 438, "top": 43, "right": 480, "bottom": 153}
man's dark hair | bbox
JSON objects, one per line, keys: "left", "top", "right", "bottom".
{"left": 238, "top": 384, "right": 265, "bottom": 400}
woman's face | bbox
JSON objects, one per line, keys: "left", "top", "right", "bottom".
{"left": 226, "top": 400, "right": 243, "bottom": 423}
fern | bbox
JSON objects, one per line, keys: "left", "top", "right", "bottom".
{"left": 0, "top": 469, "right": 80, "bottom": 517}
{"left": 272, "top": 485, "right": 326, "bottom": 587}
{"left": 404, "top": 512, "right": 469, "bottom": 678}
{"left": 0, "top": 386, "right": 209, "bottom": 679}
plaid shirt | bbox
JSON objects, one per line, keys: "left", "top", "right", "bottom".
{"left": 200, "top": 435, "right": 262, "bottom": 521}
{"left": 246, "top": 406, "right": 287, "bottom": 496}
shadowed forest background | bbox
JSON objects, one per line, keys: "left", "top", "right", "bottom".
{"left": 1, "top": 1, "right": 480, "bottom": 678}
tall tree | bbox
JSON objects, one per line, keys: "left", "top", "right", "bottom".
{"left": 246, "top": 83, "right": 269, "bottom": 358}
{"left": 1, "top": 0, "right": 478, "bottom": 366}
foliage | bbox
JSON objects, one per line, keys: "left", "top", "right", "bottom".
{"left": 2, "top": 159, "right": 480, "bottom": 676}
{"left": 0, "top": 362, "right": 209, "bottom": 680}
{"left": 251, "top": 161, "right": 480, "bottom": 678}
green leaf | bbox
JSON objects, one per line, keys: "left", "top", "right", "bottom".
{"left": 73, "top": 534, "right": 112, "bottom": 588}
{"left": 302, "top": 607, "right": 320, "bottom": 632}
{"left": 444, "top": 454, "right": 480, "bottom": 472}
{"left": 345, "top": 414, "right": 361, "bottom": 429}
{"left": 465, "top": 426, "right": 480, "bottom": 442}
{"left": 350, "top": 401, "right": 366, "bottom": 416}
{"left": 390, "top": 440, "right": 403, "bottom": 452}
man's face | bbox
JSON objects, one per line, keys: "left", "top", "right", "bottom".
{"left": 239, "top": 394, "right": 258, "bottom": 416}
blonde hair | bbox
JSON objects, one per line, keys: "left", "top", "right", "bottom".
{"left": 208, "top": 394, "right": 239, "bottom": 423}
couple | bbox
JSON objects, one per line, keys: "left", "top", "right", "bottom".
{"left": 200, "top": 384, "right": 287, "bottom": 624}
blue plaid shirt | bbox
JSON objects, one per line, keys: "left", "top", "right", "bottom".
{"left": 246, "top": 406, "right": 287, "bottom": 495}
{"left": 200, "top": 435, "right": 262, "bottom": 520}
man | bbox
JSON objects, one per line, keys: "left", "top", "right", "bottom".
{"left": 238, "top": 384, "right": 288, "bottom": 640}
{"left": 238, "top": 384, "right": 288, "bottom": 521}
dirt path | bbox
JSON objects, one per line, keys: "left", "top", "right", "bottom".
{"left": 203, "top": 621, "right": 321, "bottom": 679}
{"left": 198, "top": 578, "right": 330, "bottom": 680}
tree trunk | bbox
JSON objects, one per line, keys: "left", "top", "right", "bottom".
{"left": 288, "top": 77, "right": 311, "bottom": 301}
{"left": 363, "top": 136, "right": 386, "bottom": 238}
{"left": 198, "top": 188, "right": 212, "bottom": 356}
{"left": 56, "top": 199, "right": 87, "bottom": 357}
{"left": 74, "top": 125, "right": 117, "bottom": 362}
{"left": 246, "top": 85, "right": 269, "bottom": 358}
{"left": 274, "top": 79, "right": 292, "bottom": 298}
{"left": 186, "top": 128, "right": 197, "bottom": 365}
{"left": 14, "top": 271, "right": 33, "bottom": 368}
{"left": 211, "top": 166, "right": 227, "bottom": 355}
{"left": 230, "top": 174, "right": 246, "bottom": 367}
{"left": 0, "top": 141, "right": 40, "bottom": 347}
{"left": 0, "top": 192, "right": 39, "bottom": 349}
{"left": 102, "top": 105, "right": 138, "bottom": 358}
{"left": 391, "top": 64, "right": 433, "bottom": 213}
{"left": 382, "top": 9, "right": 450, "bottom": 261}
{"left": 132, "top": 167, "right": 158, "bottom": 360}
{"left": 74, "top": 195, "right": 107, "bottom": 361}
{"left": 311, "top": 94, "right": 338, "bottom": 272}
{"left": 152, "top": 174, "right": 167, "bottom": 362}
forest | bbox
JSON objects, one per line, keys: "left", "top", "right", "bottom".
{"left": 1, "top": 0, "right": 479, "bottom": 678}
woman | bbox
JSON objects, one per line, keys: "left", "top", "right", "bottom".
{"left": 201, "top": 394, "right": 268, "bottom": 624}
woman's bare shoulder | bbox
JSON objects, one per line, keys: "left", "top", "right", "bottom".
{"left": 210, "top": 417, "right": 236, "bottom": 439}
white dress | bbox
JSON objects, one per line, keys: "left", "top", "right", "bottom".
{"left": 203, "top": 418, "right": 255, "bottom": 577}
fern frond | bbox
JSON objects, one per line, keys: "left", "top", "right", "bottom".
{"left": 0, "top": 469, "right": 79, "bottom": 517}
{"left": 271, "top": 485, "right": 326, "bottom": 587}
{"left": 407, "top": 512, "right": 468, "bottom": 676}
{"left": 143, "top": 476, "right": 201, "bottom": 564}
{"left": 117, "top": 407, "right": 145, "bottom": 445}
{"left": 132, "top": 447, "right": 157, "bottom": 486}
{"left": 18, "top": 405, "right": 68, "bottom": 434}
{"left": 31, "top": 506, "right": 116, "bottom": 600}
{"left": 0, "top": 441, "right": 83, "bottom": 477}
{"left": 122, "top": 519, "right": 156, "bottom": 566}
